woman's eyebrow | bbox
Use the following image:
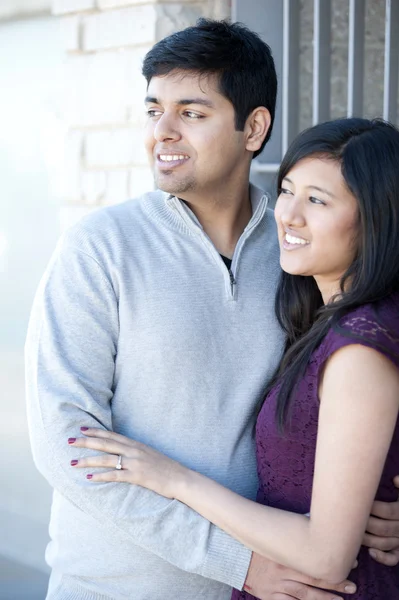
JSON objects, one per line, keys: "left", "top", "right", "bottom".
{"left": 283, "top": 177, "right": 335, "bottom": 198}
{"left": 308, "top": 185, "right": 335, "bottom": 198}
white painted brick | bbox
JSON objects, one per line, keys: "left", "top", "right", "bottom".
{"left": 206, "top": 0, "right": 230, "bottom": 20}
{"left": 59, "top": 14, "right": 80, "bottom": 52}
{"left": 83, "top": 5, "right": 157, "bottom": 51}
{"left": 63, "top": 48, "right": 149, "bottom": 127}
{"left": 97, "top": 0, "right": 200, "bottom": 7}
{"left": 62, "top": 131, "right": 83, "bottom": 201}
{"left": 62, "top": 55, "right": 89, "bottom": 126}
{"left": 82, "top": 170, "right": 107, "bottom": 204}
{"left": 98, "top": 0, "right": 155, "bottom": 8}
{"left": 155, "top": 3, "right": 205, "bottom": 40}
{"left": 84, "top": 127, "right": 148, "bottom": 168}
{"left": 53, "top": 0, "right": 95, "bottom": 15}
{"left": 129, "top": 166, "right": 155, "bottom": 198}
{"left": 0, "top": 0, "right": 51, "bottom": 20}
{"left": 127, "top": 61, "right": 149, "bottom": 126}
{"left": 104, "top": 170, "right": 130, "bottom": 205}
{"left": 59, "top": 204, "right": 97, "bottom": 232}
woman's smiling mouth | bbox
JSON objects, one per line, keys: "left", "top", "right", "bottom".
{"left": 282, "top": 232, "right": 310, "bottom": 250}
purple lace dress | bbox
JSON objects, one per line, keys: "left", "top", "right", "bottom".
{"left": 232, "top": 293, "right": 399, "bottom": 600}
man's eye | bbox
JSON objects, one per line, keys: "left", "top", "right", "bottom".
{"left": 184, "top": 111, "right": 203, "bottom": 119}
{"left": 146, "top": 109, "right": 162, "bottom": 118}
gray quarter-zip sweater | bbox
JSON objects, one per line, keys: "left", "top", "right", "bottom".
{"left": 25, "top": 185, "right": 284, "bottom": 600}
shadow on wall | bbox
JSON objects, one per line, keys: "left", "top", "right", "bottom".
{"left": 0, "top": 555, "right": 48, "bottom": 600}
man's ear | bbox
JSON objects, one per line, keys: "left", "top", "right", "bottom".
{"left": 244, "top": 107, "right": 271, "bottom": 154}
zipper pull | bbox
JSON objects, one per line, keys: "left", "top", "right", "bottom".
{"left": 229, "top": 269, "right": 236, "bottom": 292}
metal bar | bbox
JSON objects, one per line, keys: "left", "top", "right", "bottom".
{"left": 231, "top": 0, "right": 238, "bottom": 21}
{"left": 251, "top": 163, "right": 281, "bottom": 173}
{"left": 383, "top": 0, "right": 399, "bottom": 122}
{"left": 347, "top": 0, "right": 365, "bottom": 117}
{"left": 313, "top": 0, "right": 331, "bottom": 124}
{"left": 281, "top": 0, "right": 300, "bottom": 154}
{"left": 234, "top": 0, "right": 285, "bottom": 178}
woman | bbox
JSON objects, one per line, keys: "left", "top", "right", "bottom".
{"left": 70, "top": 118, "right": 399, "bottom": 599}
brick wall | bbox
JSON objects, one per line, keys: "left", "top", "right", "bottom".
{"left": 54, "top": 0, "right": 230, "bottom": 227}
{"left": 0, "top": 0, "right": 51, "bottom": 21}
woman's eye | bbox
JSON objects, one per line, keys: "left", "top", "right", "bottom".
{"left": 309, "top": 196, "right": 326, "bottom": 205}
{"left": 279, "top": 187, "right": 293, "bottom": 195}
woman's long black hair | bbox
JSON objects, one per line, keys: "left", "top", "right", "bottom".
{"left": 266, "top": 118, "right": 399, "bottom": 432}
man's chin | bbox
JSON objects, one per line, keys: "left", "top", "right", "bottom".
{"left": 155, "top": 175, "right": 195, "bottom": 196}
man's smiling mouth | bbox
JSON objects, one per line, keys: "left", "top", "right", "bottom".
{"left": 159, "top": 154, "right": 189, "bottom": 162}
{"left": 156, "top": 153, "right": 190, "bottom": 168}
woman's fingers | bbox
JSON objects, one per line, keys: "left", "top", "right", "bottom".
{"left": 68, "top": 434, "right": 129, "bottom": 456}
{"left": 79, "top": 426, "right": 137, "bottom": 446}
{"left": 71, "top": 453, "right": 120, "bottom": 469}
{"left": 67, "top": 430, "right": 182, "bottom": 497}
{"left": 87, "top": 469, "right": 129, "bottom": 483}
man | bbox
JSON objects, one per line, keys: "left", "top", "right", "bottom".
{"left": 26, "top": 19, "right": 399, "bottom": 600}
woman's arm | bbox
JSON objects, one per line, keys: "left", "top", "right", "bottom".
{"left": 72, "top": 343, "right": 399, "bottom": 584}
{"left": 175, "top": 344, "right": 399, "bottom": 583}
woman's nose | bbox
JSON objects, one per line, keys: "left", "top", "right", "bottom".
{"left": 277, "top": 196, "right": 306, "bottom": 229}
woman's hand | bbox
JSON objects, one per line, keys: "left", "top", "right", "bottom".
{"left": 68, "top": 427, "right": 189, "bottom": 499}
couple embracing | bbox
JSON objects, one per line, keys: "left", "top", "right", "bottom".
{"left": 26, "top": 19, "right": 399, "bottom": 600}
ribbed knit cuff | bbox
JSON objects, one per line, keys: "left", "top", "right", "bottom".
{"left": 200, "top": 526, "right": 252, "bottom": 591}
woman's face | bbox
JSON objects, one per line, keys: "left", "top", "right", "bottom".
{"left": 274, "top": 156, "right": 359, "bottom": 303}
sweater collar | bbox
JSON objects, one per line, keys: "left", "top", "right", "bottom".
{"left": 165, "top": 184, "right": 269, "bottom": 234}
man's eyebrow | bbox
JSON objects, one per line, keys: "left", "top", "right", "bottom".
{"left": 176, "top": 98, "right": 215, "bottom": 108}
{"left": 144, "top": 96, "right": 215, "bottom": 108}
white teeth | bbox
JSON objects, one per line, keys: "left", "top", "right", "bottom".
{"left": 285, "top": 233, "right": 309, "bottom": 245}
{"left": 159, "top": 154, "right": 188, "bottom": 161}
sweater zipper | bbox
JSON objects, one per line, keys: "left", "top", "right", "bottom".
{"left": 168, "top": 194, "right": 268, "bottom": 300}
{"left": 229, "top": 269, "right": 236, "bottom": 295}
{"left": 227, "top": 198, "right": 268, "bottom": 299}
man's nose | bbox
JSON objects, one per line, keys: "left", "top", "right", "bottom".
{"left": 153, "top": 112, "right": 182, "bottom": 143}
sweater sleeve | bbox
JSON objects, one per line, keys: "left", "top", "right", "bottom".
{"left": 25, "top": 232, "right": 251, "bottom": 590}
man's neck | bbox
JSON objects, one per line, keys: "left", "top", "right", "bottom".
{"left": 181, "top": 187, "right": 253, "bottom": 259}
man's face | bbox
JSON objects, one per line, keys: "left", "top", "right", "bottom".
{"left": 144, "top": 70, "right": 250, "bottom": 201}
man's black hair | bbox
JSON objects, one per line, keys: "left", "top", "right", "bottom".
{"left": 142, "top": 18, "right": 277, "bottom": 158}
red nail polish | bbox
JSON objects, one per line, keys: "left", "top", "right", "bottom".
{"left": 68, "top": 438, "right": 76, "bottom": 444}
{"left": 80, "top": 427, "right": 89, "bottom": 432}
{"left": 86, "top": 474, "right": 93, "bottom": 479}
{"left": 70, "top": 460, "right": 78, "bottom": 466}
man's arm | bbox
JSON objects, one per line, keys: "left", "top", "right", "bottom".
{"left": 25, "top": 228, "right": 250, "bottom": 590}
